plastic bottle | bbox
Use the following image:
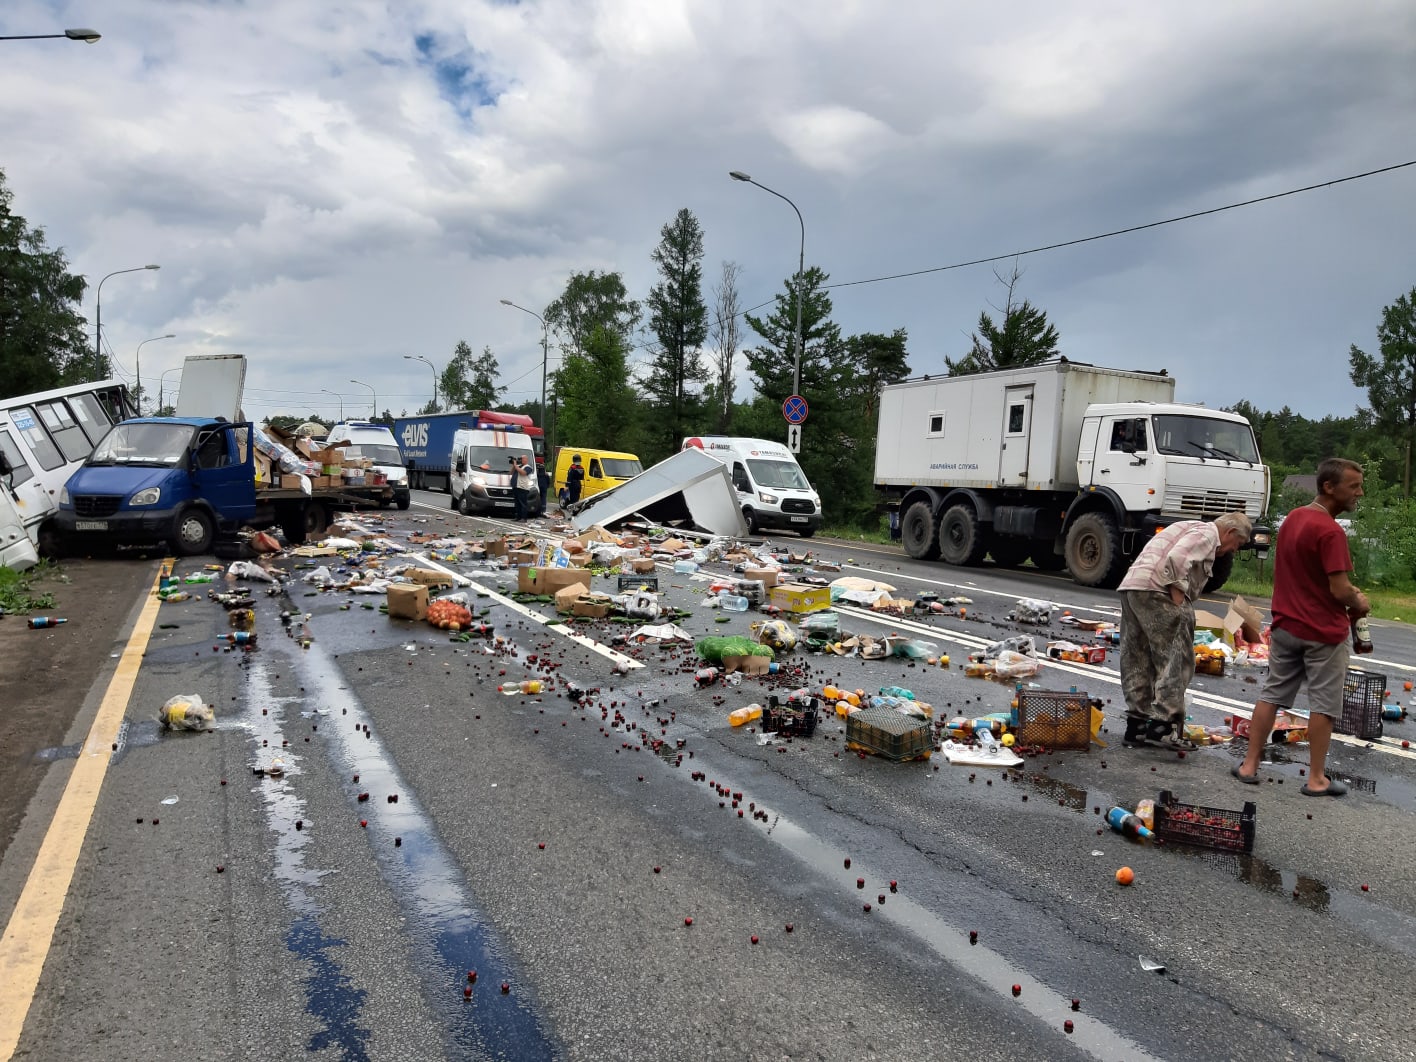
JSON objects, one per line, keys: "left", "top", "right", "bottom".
{"left": 1382, "top": 704, "right": 1405, "bottom": 721}
{"left": 1352, "top": 616, "right": 1374, "bottom": 654}
{"left": 976, "top": 727, "right": 999, "bottom": 753}
{"left": 719, "top": 594, "right": 751, "bottom": 612}
{"left": 1106, "top": 807, "right": 1155, "bottom": 842}
{"left": 1134, "top": 799, "right": 1156, "bottom": 831}
{"left": 225, "top": 631, "right": 256, "bottom": 646}
{"left": 729, "top": 704, "right": 763, "bottom": 727}
{"left": 28, "top": 617, "right": 67, "bottom": 629}
{"left": 695, "top": 667, "right": 720, "bottom": 686}
{"left": 673, "top": 560, "right": 699, "bottom": 574}
{"left": 184, "top": 572, "right": 216, "bottom": 584}
{"left": 879, "top": 686, "right": 917, "bottom": 700}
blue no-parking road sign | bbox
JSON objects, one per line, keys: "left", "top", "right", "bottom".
{"left": 783, "top": 395, "right": 808, "bottom": 424}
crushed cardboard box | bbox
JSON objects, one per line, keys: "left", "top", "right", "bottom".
{"left": 571, "top": 595, "right": 611, "bottom": 619}
{"left": 554, "top": 584, "right": 584, "bottom": 612}
{"left": 519, "top": 566, "right": 593, "bottom": 596}
{"left": 407, "top": 567, "right": 454, "bottom": 589}
{"left": 743, "top": 566, "right": 780, "bottom": 588}
{"left": 1194, "top": 595, "right": 1264, "bottom": 647}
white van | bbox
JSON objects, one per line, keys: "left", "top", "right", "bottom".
{"left": 449, "top": 429, "right": 540, "bottom": 517}
{"left": 326, "top": 421, "right": 410, "bottom": 509}
{"left": 0, "top": 466, "right": 39, "bottom": 571}
{"left": 681, "top": 436, "right": 821, "bottom": 536}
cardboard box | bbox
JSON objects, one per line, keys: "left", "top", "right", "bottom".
{"left": 744, "top": 566, "right": 781, "bottom": 588}
{"left": 519, "top": 566, "right": 593, "bottom": 596}
{"left": 407, "top": 567, "right": 454, "bottom": 589}
{"left": 770, "top": 583, "right": 831, "bottom": 614}
{"left": 386, "top": 584, "right": 428, "bottom": 620}
{"left": 630, "top": 558, "right": 657, "bottom": 574}
{"left": 1194, "top": 595, "right": 1264, "bottom": 647}
{"left": 507, "top": 549, "right": 538, "bottom": 567}
{"left": 723, "top": 653, "right": 773, "bottom": 676}
{"left": 483, "top": 538, "right": 508, "bottom": 558}
{"left": 555, "top": 584, "right": 584, "bottom": 612}
{"left": 280, "top": 474, "right": 304, "bottom": 489}
{"left": 571, "top": 595, "right": 611, "bottom": 619}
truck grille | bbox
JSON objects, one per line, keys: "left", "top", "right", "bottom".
{"left": 1161, "top": 488, "right": 1264, "bottom": 520}
{"left": 74, "top": 495, "right": 122, "bottom": 517}
{"left": 486, "top": 487, "right": 513, "bottom": 500}
{"left": 782, "top": 498, "right": 816, "bottom": 515}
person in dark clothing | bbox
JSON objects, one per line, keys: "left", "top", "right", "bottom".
{"left": 565, "top": 455, "right": 585, "bottom": 506}
{"left": 536, "top": 460, "right": 550, "bottom": 516}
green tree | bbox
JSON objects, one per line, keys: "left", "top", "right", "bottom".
{"left": 543, "top": 270, "right": 640, "bottom": 358}
{"left": 1350, "top": 287, "right": 1416, "bottom": 498}
{"left": 743, "top": 265, "right": 839, "bottom": 415}
{"left": 945, "top": 264, "right": 1060, "bottom": 376}
{"left": 0, "top": 169, "right": 98, "bottom": 397}
{"left": 438, "top": 341, "right": 505, "bottom": 412}
{"left": 642, "top": 208, "right": 709, "bottom": 453}
{"left": 553, "top": 325, "right": 638, "bottom": 450}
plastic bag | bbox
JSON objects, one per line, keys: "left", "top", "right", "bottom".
{"left": 695, "top": 636, "right": 773, "bottom": 663}
{"left": 305, "top": 566, "right": 334, "bottom": 586}
{"left": 890, "top": 638, "right": 938, "bottom": 659}
{"left": 981, "top": 634, "right": 1036, "bottom": 660}
{"left": 159, "top": 694, "right": 214, "bottom": 731}
{"left": 799, "top": 612, "right": 840, "bottom": 633}
{"left": 754, "top": 620, "right": 798, "bottom": 652}
{"left": 993, "top": 650, "right": 1041, "bottom": 679}
{"left": 227, "top": 559, "right": 277, "bottom": 583}
{"left": 1010, "top": 598, "right": 1054, "bottom": 624}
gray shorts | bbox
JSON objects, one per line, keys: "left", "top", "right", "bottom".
{"left": 1260, "top": 626, "right": 1351, "bottom": 718}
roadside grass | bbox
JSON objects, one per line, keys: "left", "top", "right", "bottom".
{"left": 819, "top": 522, "right": 894, "bottom": 546}
{"left": 0, "top": 559, "right": 63, "bottom": 615}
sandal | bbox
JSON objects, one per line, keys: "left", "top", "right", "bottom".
{"left": 1301, "top": 779, "right": 1348, "bottom": 797}
{"left": 1231, "top": 764, "right": 1261, "bottom": 785}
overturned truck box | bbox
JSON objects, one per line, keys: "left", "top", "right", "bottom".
{"left": 570, "top": 448, "right": 748, "bottom": 539}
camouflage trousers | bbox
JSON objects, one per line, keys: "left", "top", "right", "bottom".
{"left": 1119, "top": 590, "right": 1196, "bottom": 725}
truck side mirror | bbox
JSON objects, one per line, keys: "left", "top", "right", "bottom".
{"left": 455, "top": 457, "right": 467, "bottom": 474}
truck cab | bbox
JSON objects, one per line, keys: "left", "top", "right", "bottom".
{"left": 449, "top": 429, "right": 540, "bottom": 516}
{"left": 682, "top": 436, "right": 822, "bottom": 537}
{"left": 53, "top": 418, "right": 257, "bottom": 555}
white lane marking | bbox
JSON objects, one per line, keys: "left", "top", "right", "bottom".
{"left": 844, "top": 562, "right": 1122, "bottom": 618}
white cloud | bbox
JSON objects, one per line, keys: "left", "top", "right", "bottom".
{"left": 1, "top": 0, "right": 1413, "bottom": 425}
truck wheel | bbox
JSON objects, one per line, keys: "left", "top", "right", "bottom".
{"left": 900, "top": 501, "right": 940, "bottom": 560}
{"left": 450, "top": 490, "right": 460, "bottom": 511}
{"left": 397, "top": 495, "right": 411, "bottom": 511}
{"left": 280, "top": 505, "right": 308, "bottom": 546}
{"left": 1203, "top": 551, "right": 1236, "bottom": 593}
{"left": 305, "top": 502, "right": 329, "bottom": 539}
{"left": 1029, "top": 545, "right": 1067, "bottom": 571}
{"left": 939, "top": 504, "right": 986, "bottom": 566}
{"left": 988, "top": 539, "right": 1030, "bottom": 568}
{"left": 172, "top": 507, "right": 215, "bottom": 556}
{"left": 1065, "top": 512, "right": 1127, "bottom": 588}
{"left": 742, "top": 508, "right": 759, "bottom": 535}
{"left": 797, "top": 527, "right": 816, "bottom": 539}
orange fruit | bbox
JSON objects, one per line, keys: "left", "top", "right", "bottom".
{"left": 1115, "top": 866, "right": 1135, "bottom": 886}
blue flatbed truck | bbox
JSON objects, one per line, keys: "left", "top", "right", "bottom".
{"left": 394, "top": 410, "right": 543, "bottom": 492}
{"left": 52, "top": 417, "right": 393, "bottom": 555}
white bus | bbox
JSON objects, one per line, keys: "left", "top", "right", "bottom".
{"left": 0, "top": 379, "right": 135, "bottom": 552}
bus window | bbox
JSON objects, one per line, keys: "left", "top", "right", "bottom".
{"left": 0, "top": 430, "right": 35, "bottom": 487}
{"left": 35, "top": 400, "right": 92, "bottom": 463}
{"left": 9, "top": 408, "right": 64, "bottom": 471}
{"left": 68, "top": 393, "right": 114, "bottom": 445}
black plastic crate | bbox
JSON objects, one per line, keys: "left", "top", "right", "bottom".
{"left": 1337, "top": 668, "right": 1385, "bottom": 741}
{"left": 762, "top": 695, "right": 819, "bottom": 738}
{"left": 1154, "top": 789, "right": 1256, "bottom": 854}
{"left": 618, "top": 574, "right": 659, "bottom": 593}
{"left": 845, "top": 706, "right": 932, "bottom": 761}
{"left": 1015, "top": 690, "right": 1093, "bottom": 750}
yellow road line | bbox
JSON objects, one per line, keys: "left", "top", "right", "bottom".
{"left": 0, "top": 561, "right": 168, "bottom": 1060}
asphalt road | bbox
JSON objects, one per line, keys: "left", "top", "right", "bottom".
{"left": 3, "top": 487, "right": 1415, "bottom": 1061}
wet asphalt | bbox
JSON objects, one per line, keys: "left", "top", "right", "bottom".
{"left": 4, "top": 488, "right": 1416, "bottom": 1061}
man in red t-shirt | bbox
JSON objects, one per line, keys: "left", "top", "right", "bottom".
{"left": 1233, "top": 458, "right": 1369, "bottom": 795}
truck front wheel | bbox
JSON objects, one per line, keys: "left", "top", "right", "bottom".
{"left": 938, "top": 504, "right": 986, "bottom": 566}
{"left": 1065, "top": 512, "right": 1127, "bottom": 588}
{"left": 1204, "top": 551, "right": 1236, "bottom": 593}
{"left": 901, "top": 501, "right": 940, "bottom": 560}
{"left": 172, "top": 506, "right": 215, "bottom": 556}
{"left": 305, "top": 502, "right": 329, "bottom": 539}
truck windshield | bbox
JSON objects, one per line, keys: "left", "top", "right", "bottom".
{"left": 343, "top": 444, "right": 402, "bottom": 465}
{"left": 747, "top": 459, "right": 810, "bottom": 490}
{"left": 601, "top": 458, "right": 643, "bottom": 479}
{"left": 465, "top": 445, "right": 523, "bottom": 472}
{"left": 1152, "top": 415, "right": 1260, "bottom": 463}
{"left": 88, "top": 423, "right": 196, "bottom": 466}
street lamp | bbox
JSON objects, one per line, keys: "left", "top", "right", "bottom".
{"left": 729, "top": 170, "right": 806, "bottom": 416}
{"left": 499, "top": 299, "right": 551, "bottom": 455}
{"left": 404, "top": 354, "right": 438, "bottom": 412}
{"left": 321, "top": 389, "right": 345, "bottom": 421}
{"left": 134, "top": 333, "right": 175, "bottom": 415}
{"left": 95, "top": 264, "right": 160, "bottom": 360}
{"left": 0, "top": 28, "right": 101, "bottom": 42}
{"left": 158, "top": 367, "right": 182, "bottom": 413}
{"left": 350, "top": 379, "right": 377, "bottom": 420}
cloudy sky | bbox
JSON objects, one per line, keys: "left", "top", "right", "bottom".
{"left": 4, "top": 0, "right": 1415, "bottom": 429}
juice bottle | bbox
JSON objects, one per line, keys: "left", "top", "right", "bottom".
{"left": 729, "top": 704, "right": 763, "bottom": 727}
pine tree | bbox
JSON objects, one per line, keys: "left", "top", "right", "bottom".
{"left": 642, "top": 209, "right": 709, "bottom": 453}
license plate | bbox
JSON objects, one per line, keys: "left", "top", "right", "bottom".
{"left": 75, "top": 520, "right": 108, "bottom": 531}
{"left": 790, "top": 516, "right": 808, "bottom": 523}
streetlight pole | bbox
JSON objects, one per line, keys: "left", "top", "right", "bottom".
{"left": 95, "top": 264, "right": 160, "bottom": 362}
{"left": 500, "top": 299, "right": 551, "bottom": 456}
{"left": 729, "top": 171, "right": 806, "bottom": 406}
{"left": 133, "top": 333, "right": 175, "bottom": 415}
{"left": 158, "top": 367, "right": 182, "bottom": 414}
{"left": 404, "top": 355, "right": 438, "bottom": 412}
{"left": 0, "top": 28, "right": 101, "bottom": 42}
{"left": 321, "top": 389, "right": 345, "bottom": 421}
{"left": 350, "top": 379, "right": 377, "bottom": 420}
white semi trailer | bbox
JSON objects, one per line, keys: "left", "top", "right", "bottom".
{"left": 873, "top": 359, "right": 1271, "bottom": 588}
